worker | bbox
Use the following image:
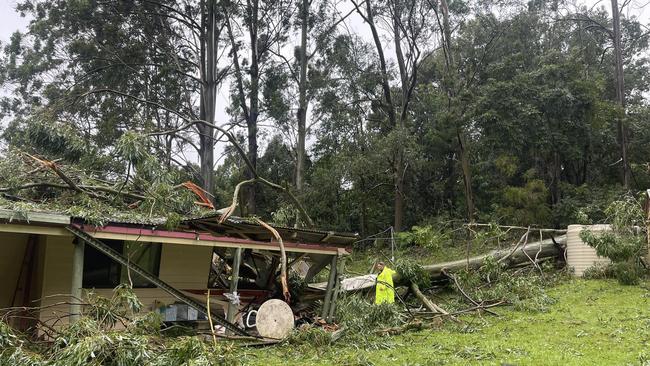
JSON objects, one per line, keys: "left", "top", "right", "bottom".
{"left": 375, "top": 261, "right": 396, "bottom": 304}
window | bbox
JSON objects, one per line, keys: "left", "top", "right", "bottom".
{"left": 83, "top": 240, "right": 162, "bottom": 289}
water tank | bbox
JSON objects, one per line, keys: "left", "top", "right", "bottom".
{"left": 566, "top": 224, "right": 611, "bottom": 277}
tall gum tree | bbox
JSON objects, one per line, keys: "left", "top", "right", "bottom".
{"left": 223, "top": 0, "right": 292, "bottom": 215}
{"left": 351, "top": 0, "right": 433, "bottom": 231}
{"left": 2, "top": 0, "right": 230, "bottom": 198}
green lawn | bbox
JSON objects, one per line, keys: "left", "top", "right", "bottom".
{"left": 240, "top": 279, "right": 650, "bottom": 365}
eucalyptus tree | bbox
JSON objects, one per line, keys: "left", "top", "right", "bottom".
{"left": 308, "top": 33, "right": 391, "bottom": 234}
{"left": 350, "top": 0, "right": 435, "bottom": 231}
{"left": 222, "top": 0, "right": 293, "bottom": 215}
{"left": 1, "top": 0, "right": 229, "bottom": 197}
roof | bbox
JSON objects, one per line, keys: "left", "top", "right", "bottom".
{"left": 184, "top": 212, "right": 358, "bottom": 246}
{"left": 0, "top": 206, "right": 358, "bottom": 247}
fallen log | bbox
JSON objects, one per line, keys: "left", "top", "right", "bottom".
{"left": 394, "top": 235, "right": 566, "bottom": 285}
{"left": 311, "top": 235, "right": 566, "bottom": 292}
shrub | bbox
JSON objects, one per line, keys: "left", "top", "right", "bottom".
{"left": 582, "top": 263, "right": 614, "bottom": 279}
{"left": 580, "top": 195, "right": 648, "bottom": 285}
{"left": 396, "top": 225, "right": 449, "bottom": 251}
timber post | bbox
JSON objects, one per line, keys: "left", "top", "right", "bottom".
{"left": 321, "top": 254, "right": 338, "bottom": 319}
{"left": 70, "top": 238, "right": 85, "bottom": 322}
{"left": 327, "top": 255, "right": 343, "bottom": 322}
{"left": 226, "top": 247, "right": 242, "bottom": 333}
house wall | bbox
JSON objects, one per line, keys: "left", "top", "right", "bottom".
{"left": 0, "top": 232, "right": 29, "bottom": 308}
{"left": 38, "top": 236, "right": 213, "bottom": 329}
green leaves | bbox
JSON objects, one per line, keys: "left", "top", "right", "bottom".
{"left": 579, "top": 196, "right": 648, "bottom": 285}
{"left": 396, "top": 225, "right": 449, "bottom": 251}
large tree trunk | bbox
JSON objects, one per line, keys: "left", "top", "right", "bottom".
{"left": 396, "top": 236, "right": 564, "bottom": 284}
{"left": 198, "top": 0, "right": 217, "bottom": 198}
{"left": 392, "top": 5, "right": 409, "bottom": 231}
{"left": 245, "top": 0, "right": 261, "bottom": 216}
{"left": 314, "top": 235, "right": 566, "bottom": 293}
{"left": 439, "top": 0, "right": 474, "bottom": 223}
{"left": 295, "top": 0, "right": 309, "bottom": 224}
{"left": 457, "top": 130, "right": 474, "bottom": 222}
{"left": 611, "top": 0, "right": 630, "bottom": 189}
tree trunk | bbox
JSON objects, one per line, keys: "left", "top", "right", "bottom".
{"left": 392, "top": 5, "right": 409, "bottom": 231}
{"left": 198, "top": 0, "right": 216, "bottom": 199}
{"left": 295, "top": 0, "right": 309, "bottom": 224}
{"left": 611, "top": 0, "right": 630, "bottom": 189}
{"left": 439, "top": 0, "right": 474, "bottom": 223}
{"left": 245, "top": 0, "right": 260, "bottom": 216}
{"left": 457, "top": 130, "right": 474, "bottom": 222}
{"left": 398, "top": 236, "right": 564, "bottom": 284}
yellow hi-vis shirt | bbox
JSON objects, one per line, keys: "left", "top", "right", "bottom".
{"left": 375, "top": 267, "right": 396, "bottom": 304}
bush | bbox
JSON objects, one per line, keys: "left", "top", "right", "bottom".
{"left": 580, "top": 195, "right": 648, "bottom": 285}
{"left": 612, "top": 261, "right": 645, "bottom": 286}
{"left": 396, "top": 225, "right": 449, "bottom": 251}
{"left": 582, "top": 263, "right": 614, "bottom": 279}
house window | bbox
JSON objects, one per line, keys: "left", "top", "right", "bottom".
{"left": 83, "top": 240, "right": 162, "bottom": 289}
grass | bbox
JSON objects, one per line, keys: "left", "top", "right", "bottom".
{"left": 240, "top": 279, "right": 650, "bottom": 365}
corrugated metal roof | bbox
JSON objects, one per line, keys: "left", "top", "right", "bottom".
{"left": 185, "top": 211, "right": 358, "bottom": 237}
{"left": 0, "top": 205, "right": 358, "bottom": 246}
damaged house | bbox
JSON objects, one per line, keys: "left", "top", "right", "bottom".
{"left": 0, "top": 208, "right": 357, "bottom": 338}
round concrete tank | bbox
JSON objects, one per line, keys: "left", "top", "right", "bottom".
{"left": 566, "top": 224, "right": 611, "bottom": 277}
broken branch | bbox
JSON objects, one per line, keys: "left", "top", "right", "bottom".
{"left": 254, "top": 218, "right": 290, "bottom": 303}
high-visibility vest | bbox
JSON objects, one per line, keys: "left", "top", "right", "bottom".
{"left": 375, "top": 267, "right": 396, "bottom": 304}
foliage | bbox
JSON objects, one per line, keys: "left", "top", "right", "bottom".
{"left": 453, "top": 259, "right": 559, "bottom": 311}
{"left": 0, "top": 286, "right": 239, "bottom": 366}
{"left": 394, "top": 259, "right": 430, "bottom": 288}
{"left": 335, "top": 295, "right": 406, "bottom": 341}
{"left": 580, "top": 195, "right": 648, "bottom": 285}
{"left": 396, "top": 225, "right": 450, "bottom": 251}
{"left": 496, "top": 179, "right": 552, "bottom": 227}
{"left": 283, "top": 326, "right": 331, "bottom": 347}
{"left": 0, "top": 149, "right": 210, "bottom": 226}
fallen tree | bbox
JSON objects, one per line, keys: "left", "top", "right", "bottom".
{"left": 316, "top": 235, "right": 566, "bottom": 293}
{"left": 400, "top": 235, "right": 566, "bottom": 284}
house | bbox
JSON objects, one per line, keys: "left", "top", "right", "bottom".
{"left": 0, "top": 208, "right": 357, "bottom": 337}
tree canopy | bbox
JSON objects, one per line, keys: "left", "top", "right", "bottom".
{"left": 1, "top": 0, "right": 649, "bottom": 236}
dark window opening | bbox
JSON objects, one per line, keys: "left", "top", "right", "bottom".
{"left": 208, "top": 248, "right": 260, "bottom": 289}
{"left": 83, "top": 240, "right": 162, "bottom": 289}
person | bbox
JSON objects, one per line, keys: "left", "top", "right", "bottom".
{"left": 375, "top": 261, "right": 396, "bottom": 304}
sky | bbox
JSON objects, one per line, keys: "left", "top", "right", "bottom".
{"left": 0, "top": 0, "right": 648, "bottom": 164}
